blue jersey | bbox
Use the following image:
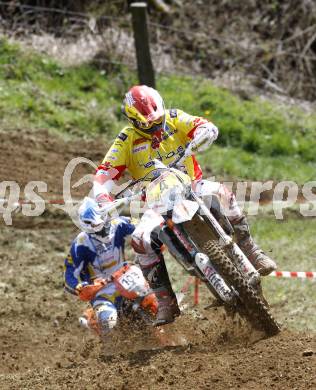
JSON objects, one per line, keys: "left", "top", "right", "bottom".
{"left": 64, "top": 217, "right": 135, "bottom": 294}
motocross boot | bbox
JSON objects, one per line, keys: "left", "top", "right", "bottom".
{"left": 142, "top": 257, "right": 180, "bottom": 326}
{"left": 232, "top": 215, "right": 277, "bottom": 276}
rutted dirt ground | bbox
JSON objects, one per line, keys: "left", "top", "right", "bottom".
{"left": 0, "top": 130, "right": 315, "bottom": 389}
{"left": 0, "top": 129, "right": 106, "bottom": 200}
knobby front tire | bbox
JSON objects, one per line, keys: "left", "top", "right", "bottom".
{"left": 203, "top": 240, "right": 281, "bottom": 336}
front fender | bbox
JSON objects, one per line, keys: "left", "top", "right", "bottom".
{"left": 172, "top": 199, "right": 199, "bottom": 224}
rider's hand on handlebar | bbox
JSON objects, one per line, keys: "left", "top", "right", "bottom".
{"left": 75, "top": 282, "right": 88, "bottom": 296}
{"left": 76, "top": 279, "right": 107, "bottom": 301}
{"left": 189, "top": 123, "right": 218, "bottom": 153}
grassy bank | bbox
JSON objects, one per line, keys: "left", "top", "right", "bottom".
{"left": 1, "top": 39, "right": 316, "bottom": 183}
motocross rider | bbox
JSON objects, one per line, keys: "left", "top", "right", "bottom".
{"left": 93, "top": 85, "right": 277, "bottom": 325}
{"left": 64, "top": 197, "right": 136, "bottom": 334}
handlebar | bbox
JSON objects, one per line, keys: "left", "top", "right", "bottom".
{"left": 98, "top": 195, "right": 136, "bottom": 216}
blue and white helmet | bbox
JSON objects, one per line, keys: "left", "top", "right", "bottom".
{"left": 78, "top": 197, "right": 106, "bottom": 234}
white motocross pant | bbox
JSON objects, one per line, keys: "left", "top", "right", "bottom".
{"left": 132, "top": 180, "right": 242, "bottom": 267}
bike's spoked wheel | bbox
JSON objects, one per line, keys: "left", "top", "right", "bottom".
{"left": 203, "top": 241, "right": 281, "bottom": 336}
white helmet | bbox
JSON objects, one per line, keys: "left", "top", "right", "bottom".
{"left": 78, "top": 197, "right": 107, "bottom": 235}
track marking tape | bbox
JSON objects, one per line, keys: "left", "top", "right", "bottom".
{"left": 178, "top": 270, "right": 315, "bottom": 306}
{"left": 269, "top": 271, "right": 316, "bottom": 279}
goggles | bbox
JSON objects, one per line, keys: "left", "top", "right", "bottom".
{"left": 133, "top": 117, "right": 164, "bottom": 133}
{"left": 82, "top": 219, "right": 104, "bottom": 232}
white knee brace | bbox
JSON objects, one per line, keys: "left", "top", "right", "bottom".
{"left": 94, "top": 303, "right": 118, "bottom": 333}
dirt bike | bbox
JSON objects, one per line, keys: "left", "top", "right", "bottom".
{"left": 78, "top": 263, "right": 158, "bottom": 334}
{"left": 112, "top": 153, "right": 281, "bottom": 336}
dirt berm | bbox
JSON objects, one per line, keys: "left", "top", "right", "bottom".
{"left": 0, "top": 130, "right": 315, "bottom": 389}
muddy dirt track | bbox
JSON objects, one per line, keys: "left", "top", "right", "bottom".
{"left": 0, "top": 130, "right": 315, "bottom": 389}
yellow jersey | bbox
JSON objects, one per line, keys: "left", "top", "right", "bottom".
{"left": 100, "top": 109, "right": 208, "bottom": 181}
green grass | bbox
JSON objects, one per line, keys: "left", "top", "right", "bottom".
{"left": 159, "top": 75, "right": 316, "bottom": 163}
{"left": 0, "top": 39, "right": 134, "bottom": 136}
{"left": 1, "top": 39, "right": 316, "bottom": 183}
{"left": 165, "top": 213, "right": 316, "bottom": 332}
{"left": 199, "top": 144, "right": 316, "bottom": 184}
{"left": 252, "top": 215, "right": 316, "bottom": 332}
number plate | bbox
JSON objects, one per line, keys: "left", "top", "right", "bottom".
{"left": 118, "top": 265, "right": 143, "bottom": 291}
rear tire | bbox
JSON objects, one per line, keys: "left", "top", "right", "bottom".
{"left": 203, "top": 240, "right": 280, "bottom": 336}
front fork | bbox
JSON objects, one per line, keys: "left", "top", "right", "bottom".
{"left": 157, "top": 222, "right": 236, "bottom": 304}
{"left": 158, "top": 206, "right": 261, "bottom": 306}
{"left": 194, "top": 196, "right": 260, "bottom": 285}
